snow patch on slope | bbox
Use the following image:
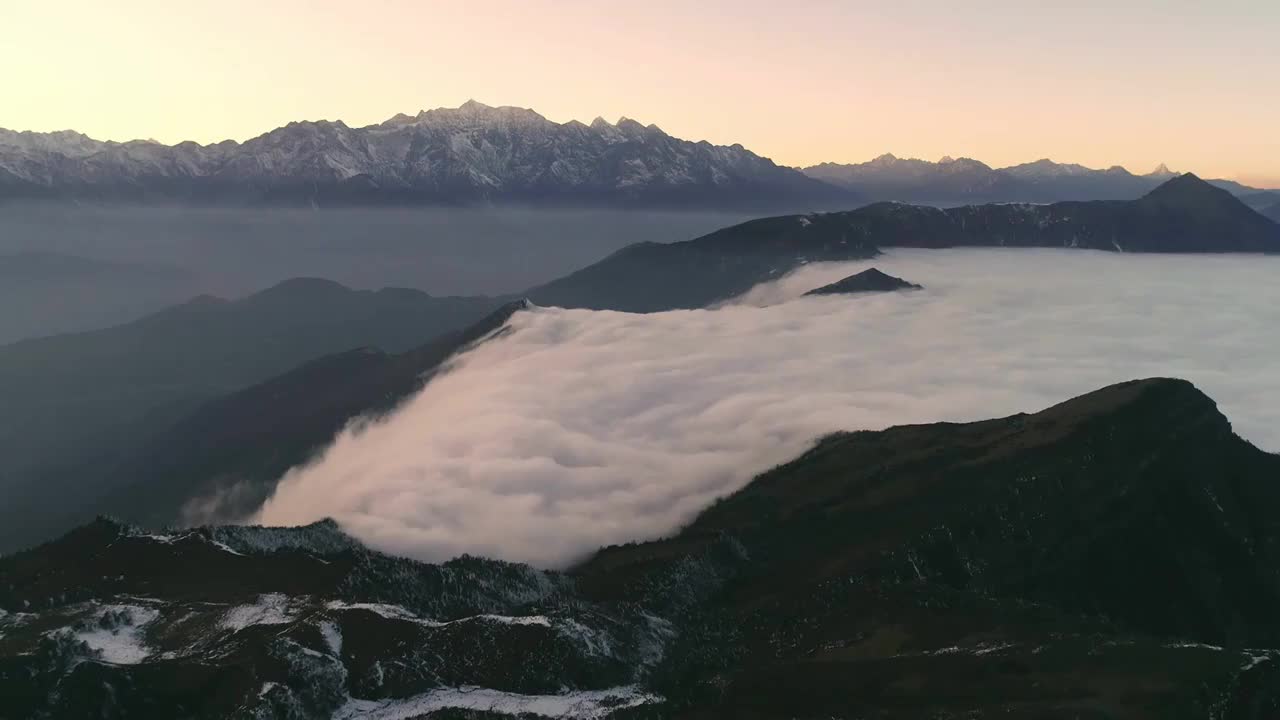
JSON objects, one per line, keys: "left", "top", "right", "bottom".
{"left": 1241, "top": 652, "right": 1274, "bottom": 672}
{"left": 324, "top": 600, "right": 550, "bottom": 628}
{"left": 332, "top": 685, "right": 661, "bottom": 719}
{"left": 57, "top": 604, "right": 161, "bottom": 665}
{"left": 318, "top": 620, "right": 343, "bottom": 656}
{"left": 222, "top": 593, "right": 297, "bottom": 631}
{"left": 0, "top": 608, "right": 36, "bottom": 639}
{"left": 131, "top": 529, "right": 246, "bottom": 556}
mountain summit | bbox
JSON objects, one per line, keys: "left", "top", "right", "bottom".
{"left": 0, "top": 103, "right": 849, "bottom": 210}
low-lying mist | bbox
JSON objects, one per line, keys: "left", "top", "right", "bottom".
{"left": 257, "top": 248, "right": 1280, "bottom": 568}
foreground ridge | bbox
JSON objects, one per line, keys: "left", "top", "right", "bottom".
{"left": 3, "top": 378, "right": 1280, "bottom": 718}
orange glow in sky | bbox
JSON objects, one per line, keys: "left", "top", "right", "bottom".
{"left": 2, "top": 0, "right": 1277, "bottom": 186}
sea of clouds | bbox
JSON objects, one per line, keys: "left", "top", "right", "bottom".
{"left": 257, "top": 248, "right": 1280, "bottom": 568}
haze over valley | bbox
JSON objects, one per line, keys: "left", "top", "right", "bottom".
{"left": 0, "top": 204, "right": 748, "bottom": 344}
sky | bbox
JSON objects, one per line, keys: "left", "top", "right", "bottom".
{"left": 2, "top": 0, "right": 1277, "bottom": 186}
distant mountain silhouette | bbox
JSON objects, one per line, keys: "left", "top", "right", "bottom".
{"left": 0, "top": 251, "right": 193, "bottom": 344}
{"left": 1242, "top": 191, "right": 1280, "bottom": 222}
{"left": 527, "top": 212, "right": 880, "bottom": 311}
{"left": 805, "top": 153, "right": 1024, "bottom": 201}
{"left": 797, "top": 174, "right": 1279, "bottom": 254}
{"left": 803, "top": 154, "right": 1270, "bottom": 204}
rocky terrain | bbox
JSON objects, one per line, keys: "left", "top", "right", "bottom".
{"left": 3, "top": 378, "right": 1279, "bottom": 718}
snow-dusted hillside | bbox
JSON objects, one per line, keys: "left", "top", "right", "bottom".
{"left": 0, "top": 102, "right": 848, "bottom": 209}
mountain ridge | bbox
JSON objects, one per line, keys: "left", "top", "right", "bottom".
{"left": 527, "top": 174, "right": 1280, "bottom": 312}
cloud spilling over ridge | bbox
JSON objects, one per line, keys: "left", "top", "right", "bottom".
{"left": 257, "top": 248, "right": 1280, "bottom": 568}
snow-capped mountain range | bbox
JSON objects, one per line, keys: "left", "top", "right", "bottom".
{"left": 3, "top": 102, "right": 1275, "bottom": 210}
{"left": 0, "top": 101, "right": 845, "bottom": 209}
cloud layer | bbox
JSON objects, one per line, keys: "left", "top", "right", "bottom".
{"left": 257, "top": 248, "right": 1280, "bottom": 568}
